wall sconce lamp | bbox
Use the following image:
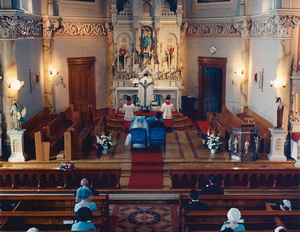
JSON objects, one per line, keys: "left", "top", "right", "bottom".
{"left": 234, "top": 69, "right": 244, "bottom": 76}
{"left": 7, "top": 80, "right": 25, "bottom": 91}
{"left": 269, "top": 79, "right": 286, "bottom": 88}
{"left": 50, "top": 68, "right": 59, "bottom": 77}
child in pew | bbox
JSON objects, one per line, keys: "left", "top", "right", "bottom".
{"left": 71, "top": 207, "right": 96, "bottom": 231}
{"left": 220, "top": 208, "right": 245, "bottom": 231}
{"left": 75, "top": 186, "right": 98, "bottom": 212}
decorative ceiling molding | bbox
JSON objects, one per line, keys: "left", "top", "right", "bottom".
{"left": 0, "top": 16, "right": 42, "bottom": 39}
{"left": 54, "top": 22, "right": 107, "bottom": 37}
{"left": 186, "top": 21, "right": 245, "bottom": 37}
{"left": 42, "top": 18, "right": 62, "bottom": 38}
{"left": 186, "top": 15, "right": 300, "bottom": 38}
{"left": 251, "top": 15, "right": 300, "bottom": 38}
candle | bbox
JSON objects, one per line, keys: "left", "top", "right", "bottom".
{"left": 117, "top": 53, "right": 120, "bottom": 71}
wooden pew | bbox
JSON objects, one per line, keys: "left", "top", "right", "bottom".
{"left": 0, "top": 210, "right": 104, "bottom": 231}
{"left": 182, "top": 210, "right": 300, "bottom": 232}
{"left": 170, "top": 168, "right": 300, "bottom": 190}
{"left": 207, "top": 106, "right": 243, "bottom": 150}
{"left": 0, "top": 195, "right": 109, "bottom": 232}
{"left": 22, "top": 107, "right": 56, "bottom": 158}
{"left": 42, "top": 115, "right": 72, "bottom": 154}
{"left": 67, "top": 104, "right": 95, "bottom": 155}
{"left": 60, "top": 104, "right": 80, "bottom": 124}
{"left": 237, "top": 106, "right": 272, "bottom": 153}
{"left": 0, "top": 168, "right": 121, "bottom": 190}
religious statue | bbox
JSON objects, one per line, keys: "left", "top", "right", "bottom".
{"left": 233, "top": 137, "right": 239, "bottom": 153}
{"left": 255, "top": 136, "right": 260, "bottom": 153}
{"left": 141, "top": 26, "right": 153, "bottom": 52}
{"left": 244, "top": 140, "right": 249, "bottom": 154}
{"left": 137, "top": 73, "right": 154, "bottom": 112}
{"left": 10, "top": 99, "right": 26, "bottom": 130}
{"left": 273, "top": 97, "right": 284, "bottom": 128}
{"left": 228, "top": 137, "right": 232, "bottom": 151}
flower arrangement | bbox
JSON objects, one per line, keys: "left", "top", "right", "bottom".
{"left": 59, "top": 161, "right": 75, "bottom": 171}
{"left": 95, "top": 131, "right": 116, "bottom": 156}
{"left": 205, "top": 129, "right": 223, "bottom": 151}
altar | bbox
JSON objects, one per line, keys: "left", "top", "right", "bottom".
{"left": 112, "top": 85, "right": 183, "bottom": 111}
{"left": 109, "top": 0, "right": 185, "bottom": 112}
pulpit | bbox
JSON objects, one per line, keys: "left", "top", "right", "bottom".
{"left": 268, "top": 128, "right": 288, "bottom": 161}
{"left": 7, "top": 129, "right": 26, "bottom": 162}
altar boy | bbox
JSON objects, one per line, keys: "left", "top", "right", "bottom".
{"left": 161, "top": 94, "right": 175, "bottom": 132}
{"left": 122, "top": 96, "right": 136, "bottom": 132}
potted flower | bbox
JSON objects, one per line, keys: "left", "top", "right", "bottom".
{"left": 205, "top": 129, "right": 223, "bottom": 154}
{"left": 95, "top": 131, "right": 116, "bottom": 158}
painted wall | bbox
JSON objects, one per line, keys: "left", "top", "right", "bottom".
{"left": 186, "top": 37, "right": 244, "bottom": 114}
{"left": 16, "top": 39, "right": 45, "bottom": 119}
{"left": 52, "top": 37, "right": 108, "bottom": 113}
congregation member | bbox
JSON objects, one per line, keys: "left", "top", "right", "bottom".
{"left": 149, "top": 112, "right": 166, "bottom": 128}
{"left": 71, "top": 207, "right": 96, "bottom": 231}
{"left": 74, "top": 178, "right": 99, "bottom": 196}
{"left": 280, "top": 199, "right": 292, "bottom": 211}
{"left": 160, "top": 94, "right": 175, "bottom": 132}
{"left": 274, "top": 226, "right": 286, "bottom": 232}
{"left": 74, "top": 186, "right": 98, "bottom": 212}
{"left": 183, "top": 189, "right": 208, "bottom": 211}
{"left": 200, "top": 174, "right": 224, "bottom": 195}
{"left": 122, "top": 95, "right": 136, "bottom": 132}
{"left": 220, "top": 208, "right": 245, "bottom": 231}
{"left": 26, "top": 228, "right": 40, "bottom": 232}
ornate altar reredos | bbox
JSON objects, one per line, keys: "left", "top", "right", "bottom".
{"left": 110, "top": 0, "right": 184, "bottom": 110}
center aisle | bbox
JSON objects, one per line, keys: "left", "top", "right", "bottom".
{"left": 128, "top": 149, "right": 163, "bottom": 189}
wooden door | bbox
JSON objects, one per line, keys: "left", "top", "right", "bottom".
{"left": 198, "top": 57, "right": 227, "bottom": 119}
{"left": 67, "top": 57, "right": 95, "bottom": 113}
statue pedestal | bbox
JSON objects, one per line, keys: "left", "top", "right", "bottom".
{"left": 7, "top": 129, "right": 26, "bottom": 162}
{"left": 268, "top": 128, "right": 288, "bottom": 161}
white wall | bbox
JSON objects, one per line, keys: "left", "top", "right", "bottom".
{"left": 186, "top": 37, "right": 244, "bottom": 114}
{"left": 52, "top": 37, "right": 108, "bottom": 113}
{"left": 16, "top": 39, "right": 45, "bottom": 119}
{"left": 248, "top": 39, "right": 286, "bottom": 124}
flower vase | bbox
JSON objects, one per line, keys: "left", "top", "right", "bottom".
{"left": 210, "top": 148, "right": 217, "bottom": 154}
{"left": 102, "top": 144, "right": 108, "bottom": 154}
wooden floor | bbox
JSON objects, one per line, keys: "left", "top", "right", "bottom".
{"left": 0, "top": 129, "right": 296, "bottom": 192}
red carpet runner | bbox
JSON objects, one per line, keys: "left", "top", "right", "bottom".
{"left": 128, "top": 149, "right": 163, "bottom": 189}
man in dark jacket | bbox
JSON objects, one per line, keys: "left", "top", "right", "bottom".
{"left": 183, "top": 189, "right": 208, "bottom": 211}
{"left": 200, "top": 174, "right": 224, "bottom": 195}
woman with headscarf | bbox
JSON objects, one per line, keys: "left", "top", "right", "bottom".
{"left": 220, "top": 208, "right": 245, "bottom": 231}
{"left": 74, "top": 186, "right": 98, "bottom": 212}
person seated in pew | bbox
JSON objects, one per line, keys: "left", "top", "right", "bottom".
{"left": 221, "top": 228, "right": 235, "bottom": 232}
{"left": 149, "top": 112, "right": 166, "bottom": 128}
{"left": 280, "top": 199, "right": 292, "bottom": 211}
{"left": 200, "top": 174, "right": 224, "bottom": 195}
{"left": 71, "top": 207, "right": 96, "bottom": 231}
{"left": 74, "top": 178, "right": 99, "bottom": 197}
{"left": 220, "top": 208, "right": 245, "bottom": 231}
{"left": 183, "top": 189, "right": 208, "bottom": 211}
{"left": 74, "top": 186, "right": 98, "bottom": 212}
{"left": 274, "top": 226, "right": 286, "bottom": 232}
{"left": 26, "top": 228, "right": 40, "bottom": 232}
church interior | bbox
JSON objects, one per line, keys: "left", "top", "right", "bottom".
{"left": 0, "top": 0, "right": 300, "bottom": 231}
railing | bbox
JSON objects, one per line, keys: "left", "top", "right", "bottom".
{"left": 0, "top": 168, "right": 121, "bottom": 189}
{"left": 170, "top": 168, "right": 300, "bottom": 189}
